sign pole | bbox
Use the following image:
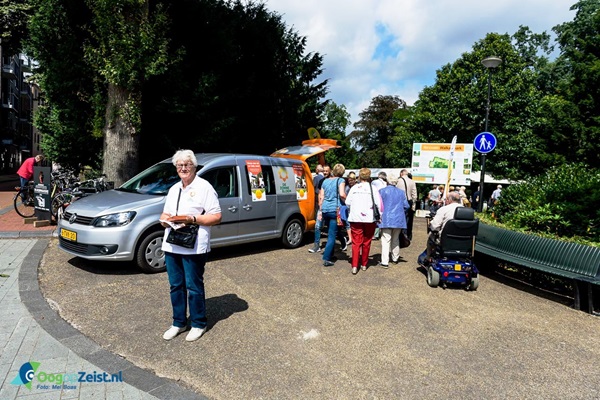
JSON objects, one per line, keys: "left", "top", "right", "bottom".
{"left": 473, "top": 132, "right": 497, "bottom": 212}
{"left": 477, "top": 154, "right": 486, "bottom": 212}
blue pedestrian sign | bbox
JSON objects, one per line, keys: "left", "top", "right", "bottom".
{"left": 474, "top": 132, "right": 497, "bottom": 154}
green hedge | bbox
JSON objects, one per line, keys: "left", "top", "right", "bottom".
{"left": 492, "top": 163, "right": 600, "bottom": 243}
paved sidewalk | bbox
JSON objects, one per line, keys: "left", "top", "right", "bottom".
{"left": 0, "top": 175, "right": 57, "bottom": 238}
{"left": 0, "top": 238, "right": 202, "bottom": 399}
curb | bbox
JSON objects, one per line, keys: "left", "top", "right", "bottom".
{"left": 19, "top": 239, "right": 205, "bottom": 400}
{"left": 0, "top": 230, "right": 58, "bottom": 238}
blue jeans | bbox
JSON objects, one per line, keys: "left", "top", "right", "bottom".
{"left": 321, "top": 211, "right": 338, "bottom": 262}
{"left": 314, "top": 212, "right": 322, "bottom": 245}
{"left": 165, "top": 252, "right": 208, "bottom": 329}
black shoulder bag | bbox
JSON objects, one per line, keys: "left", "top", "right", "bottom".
{"left": 166, "top": 189, "right": 199, "bottom": 249}
{"left": 369, "top": 183, "right": 381, "bottom": 222}
{"left": 399, "top": 178, "right": 412, "bottom": 248}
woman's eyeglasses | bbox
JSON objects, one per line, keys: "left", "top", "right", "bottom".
{"left": 176, "top": 163, "right": 194, "bottom": 170}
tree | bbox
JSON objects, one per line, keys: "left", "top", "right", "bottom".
{"left": 0, "top": 0, "right": 33, "bottom": 56}
{"left": 350, "top": 95, "right": 408, "bottom": 167}
{"left": 316, "top": 101, "right": 358, "bottom": 168}
{"left": 388, "top": 106, "right": 419, "bottom": 169}
{"left": 26, "top": 0, "right": 328, "bottom": 182}
{"left": 553, "top": 0, "right": 600, "bottom": 168}
{"left": 139, "top": 0, "right": 327, "bottom": 165}
{"left": 405, "top": 29, "right": 557, "bottom": 180}
{"left": 84, "top": 0, "right": 172, "bottom": 185}
{"left": 26, "top": 0, "right": 103, "bottom": 171}
{"left": 26, "top": 0, "right": 171, "bottom": 185}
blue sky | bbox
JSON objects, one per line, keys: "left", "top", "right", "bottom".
{"left": 265, "top": 0, "right": 577, "bottom": 129}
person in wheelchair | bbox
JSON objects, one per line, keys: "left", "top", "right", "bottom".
{"left": 423, "top": 191, "right": 464, "bottom": 263}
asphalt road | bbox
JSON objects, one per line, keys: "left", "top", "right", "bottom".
{"left": 38, "top": 218, "right": 600, "bottom": 400}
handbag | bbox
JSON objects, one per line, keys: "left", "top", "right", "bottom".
{"left": 165, "top": 188, "right": 198, "bottom": 249}
{"left": 369, "top": 182, "right": 381, "bottom": 222}
{"left": 336, "top": 178, "right": 344, "bottom": 226}
{"left": 336, "top": 207, "right": 344, "bottom": 226}
{"left": 400, "top": 229, "right": 411, "bottom": 248}
{"left": 166, "top": 224, "right": 199, "bottom": 249}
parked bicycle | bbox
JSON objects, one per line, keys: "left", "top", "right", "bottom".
{"left": 13, "top": 181, "right": 36, "bottom": 218}
{"left": 13, "top": 168, "right": 107, "bottom": 221}
{"left": 53, "top": 174, "right": 110, "bottom": 222}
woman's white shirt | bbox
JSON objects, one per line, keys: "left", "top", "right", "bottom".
{"left": 345, "top": 181, "right": 381, "bottom": 223}
{"left": 161, "top": 176, "right": 221, "bottom": 254}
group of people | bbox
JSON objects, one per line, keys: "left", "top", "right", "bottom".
{"left": 156, "top": 152, "right": 493, "bottom": 342}
{"left": 426, "top": 183, "right": 503, "bottom": 212}
{"left": 309, "top": 165, "right": 418, "bottom": 275}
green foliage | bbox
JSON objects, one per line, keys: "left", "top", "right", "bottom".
{"left": 553, "top": 0, "right": 600, "bottom": 169}
{"left": 138, "top": 0, "right": 328, "bottom": 165}
{"left": 350, "top": 95, "right": 408, "bottom": 168}
{"left": 23, "top": 0, "right": 328, "bottom": 172}
{"left": 405, "top": 29, "right": 559, "bottom": 180}
{"left": 493, "top": 163, "right": 600, "bottom": 242}
{"left": 25, "top": 0, "right": 103, "bottom": 171}
{"left": 0, "top": 0, "right": 33, "bottom": 55}
{"left": 388, "top": 106, "right": 420, "bottom": 168}
{"left": 316, "top": 101, "right": 359, "bottom": 169}
{"left": 84, "top": 0, "right": 172, "bottom": 87}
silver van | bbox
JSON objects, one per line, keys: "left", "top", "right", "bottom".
{"left": 57, "top": 146, "right": 333, "bottom": 273}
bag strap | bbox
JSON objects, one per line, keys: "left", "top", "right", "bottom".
{"left": 369, "top": 182, "right": 377, "bottom": 211}
{"left": 401, "top": 176, "right": 413, "bottom": 204}
{"left": 174, "top": 188, "right": 182, "bottom": 215}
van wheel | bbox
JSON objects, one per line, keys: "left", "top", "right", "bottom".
{"left": 136, "top": 231, "right": 166, "bottom": 273}
{"left": 282, "top": 218, "right": 304, "bottom": 248}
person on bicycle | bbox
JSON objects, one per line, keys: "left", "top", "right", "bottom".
{"left": 17, "top": 154, "right": 44, "bottom": 199}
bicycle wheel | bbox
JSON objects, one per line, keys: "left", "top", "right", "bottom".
{"left": 51, "top": 193, "right": 72, "bottom": 220}
{"left": 14, "top": 187, "right": 36, "bottom": 218}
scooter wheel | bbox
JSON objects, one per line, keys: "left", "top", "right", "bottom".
{"left": 469, "top": 276, "right": 480, "bottom": 291}
{"left": 427, "top": 266, "right": 440, "bottom": 287}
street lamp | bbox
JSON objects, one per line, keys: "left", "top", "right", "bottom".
{"left": 477, "top": 56, "right": 502, "bottom": 212}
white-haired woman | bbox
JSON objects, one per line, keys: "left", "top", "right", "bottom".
{"left": 159, "top": 150, "right": 222, "bottom": 342}
{"left": 378, "top": 174, "right": 409, "bottom": 267}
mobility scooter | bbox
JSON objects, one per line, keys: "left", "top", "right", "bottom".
{"left": 418, "top": 206, "right": 480, "bottom": 290}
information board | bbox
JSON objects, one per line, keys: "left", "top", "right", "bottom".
{"left": 410, "top": 143, "right": 473, "bottom": 185}
{"left": 33, "top": 166, "right": 52, "bottom": 221}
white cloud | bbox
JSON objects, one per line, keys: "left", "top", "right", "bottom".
{"left": 265, "top": 0, "right": 576, "bottom": 127}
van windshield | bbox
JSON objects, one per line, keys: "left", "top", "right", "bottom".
{"left": 118, "top": 162, "right": 202, "bottom": 195}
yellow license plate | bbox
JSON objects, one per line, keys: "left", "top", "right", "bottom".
{"left": 454, "top": 264, "right": 462, "bottom": 271}
{"left": 60, "top": 228, "right": 77, "bottom": 241}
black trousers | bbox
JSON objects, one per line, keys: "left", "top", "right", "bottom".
{"left": 405, "top": 208, "right": 415, "bottom": 240}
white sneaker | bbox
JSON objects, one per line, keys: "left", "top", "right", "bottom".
{"left": 186, "top": 327, "right": 206, "bottom": 342}
{"left": 163, "top": 325, "right": 186, "bottom": 340}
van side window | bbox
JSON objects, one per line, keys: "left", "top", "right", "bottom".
{"left": 244, "top": 165, "right": 275, "bottom": 195}
{"left": 201, "top": 167, "right": 237, "bottom": 198}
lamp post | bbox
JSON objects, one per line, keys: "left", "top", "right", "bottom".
{"left": 477, "top": 56, "right": 502, "bottom": 212}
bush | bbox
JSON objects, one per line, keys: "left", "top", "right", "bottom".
{"left": 493, "top": 163, "right": 600, "bottom": 242}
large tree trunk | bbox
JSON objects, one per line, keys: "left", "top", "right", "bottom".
{"left": 102, "top": 83, "right": 141, "bottom": 187}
